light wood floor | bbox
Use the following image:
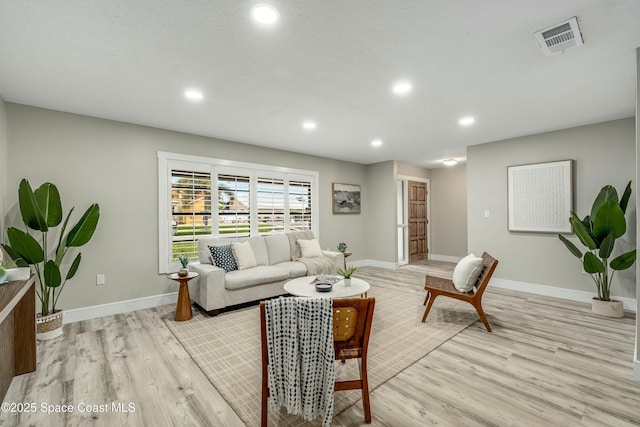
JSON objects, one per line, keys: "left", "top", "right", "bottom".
{"left": 1, "top": 265, "right": 638, "bottom": 426}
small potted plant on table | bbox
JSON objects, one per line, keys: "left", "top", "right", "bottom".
{"left": 337, "top": 265, "right": 357, "bottom": 286}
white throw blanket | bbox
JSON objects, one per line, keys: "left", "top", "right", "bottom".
{"left": 297, "top": 256, "right": 338, "bottom": 276}
{"left": 264, "top": 297, "right": 335, "bottom": 426}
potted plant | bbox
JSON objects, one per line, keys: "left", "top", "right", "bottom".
{"left": 558, "top": 181, "right": 636, "bottom": 318}
{"left": 178, "top": 255, "right": 189, "bottom": 277}
{"left": 337, "top": 265, "right": 357, "bottom": 286}
{"left": 337, "top": 242, "right": 348, "bottom": 253}
{"left": 2, "top": 179, "right": 100, "bottom": 339}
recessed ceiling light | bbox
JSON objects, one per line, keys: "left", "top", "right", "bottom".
{"left": 459, "top": 116, "right": 475, "bottom": 126}
{"left": 392, "top": 81, "right": 413, "bottom": 95}
{"left": 371, "top": 139, "right": 383, "bottom": 147}
{"left": 252, "top": 4, "right": 279, "bottom": 24}
{"left": 302, "top": 121, "right": 316, "bottom": 130}
{"left": 184, "top": 89, "right": 204, "bottom": 101}
{"left": 443, "top": 159, "right": 458, "bottom": 166}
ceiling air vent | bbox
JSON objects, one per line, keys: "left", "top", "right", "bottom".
{"left": 534, "top": 16, "right": 583, "bottom": 56}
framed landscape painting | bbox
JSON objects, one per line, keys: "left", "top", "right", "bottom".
{"left": 332, "top": 183, "right": 361, "bottom": 214}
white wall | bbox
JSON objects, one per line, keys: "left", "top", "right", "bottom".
{"left": 364, "top": 161, "right": 397, "bottom": 264}
{"left": 0, "top": 97, "right": 9, "bottom": 244}
{"left": 468, "top": 118, "right": 636, "bottom": 299}
{"left": 397, "top": 162, "right": 429, "bottom": 180}
{"left": 635, "top": 47, "right": 639, "bottom": 379}
{"left": 429, "top": 164, "right": 467, "bottom": 258}
{"left": 0, "top": 96, "right": 7, "bottom": 244}
{"left": 5, "top": 104, "right": 371, "bottom": 310}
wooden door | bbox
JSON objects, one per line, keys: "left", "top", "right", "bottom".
{"left": 408, "top": 181, "right": 427, "bottom": 262}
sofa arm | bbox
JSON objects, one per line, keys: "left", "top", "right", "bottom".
{"left": 189, "top": 263, "right": 227, "bottom": 311}
{"left": 322, "top": 250, "right": 344, "bottom": 270}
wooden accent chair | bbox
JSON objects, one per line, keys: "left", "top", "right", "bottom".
{"left": 260, "top": 297, "right": 376, "bottom": 426}
{"left": 422, "top": 252, "right": 498, "bottom": 332}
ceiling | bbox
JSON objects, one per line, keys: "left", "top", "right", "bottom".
{"left": 1, "top": 1, "right": 639, "bottom": 168}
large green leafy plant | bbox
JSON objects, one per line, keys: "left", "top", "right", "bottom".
{"left": 558, "top": 181, "right": 636, "bottom": 301}
{"left": 2, "top": 179, "right": 100, "bottom": 315}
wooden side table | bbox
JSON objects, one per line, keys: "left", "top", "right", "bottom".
{"left": 167, "top": 272, "right": 198, "bottom": 321}
{"left": 342, "top": 252, "right": 352, "bottom": 269}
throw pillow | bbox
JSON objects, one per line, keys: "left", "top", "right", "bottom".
{"left": 208, "top": 245, "right": 238, "bottom": 273}
{"left": 231, "top": 241, "right": 258, "bottom": 270}
{"left": 298, "top": 238, "right": 323, "bottom": 258}
{"left": 452, "top": 253, "right": 484, "bottom": 292}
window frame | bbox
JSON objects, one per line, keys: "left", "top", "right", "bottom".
{"left": 158, "top": 151, "right": 319, "bottom": 273}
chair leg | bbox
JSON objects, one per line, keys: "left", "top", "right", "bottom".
{"left": 423, "top": 291, "right": 430, "bottom": 306}
{"left": 359, "top": 358, "right": 372, "bottom": 423}
{"left": 421, "top": 294, "right": 438, "bottom": 323}
{"left": 261, "top": 378, "right": 268, "bottom": 427}
{"left": 473, "top": 302, "right": 492, "bottom": 332}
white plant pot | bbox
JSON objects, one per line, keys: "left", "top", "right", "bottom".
{"left": 592, "top": 298, "right": 624, "bottom": 318}
{"left": 344, "top": 278, "right": 351, "bottom": 286}
{"left": 36, "top": 310, "right": 64, "bottom": 340}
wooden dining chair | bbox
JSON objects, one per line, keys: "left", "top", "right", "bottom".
{"left": 422, "top": 252, "right": 498, "bottom": 332}
{"left": 260, "top": 297, "right": 376, "bottom": 426}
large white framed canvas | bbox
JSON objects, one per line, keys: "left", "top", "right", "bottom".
{"left": 507, "top": 160, "right": 573, "bottom": 233}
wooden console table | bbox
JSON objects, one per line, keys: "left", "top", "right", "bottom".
{"left": 0, "top": 275, "right": 36, "bottom": 401}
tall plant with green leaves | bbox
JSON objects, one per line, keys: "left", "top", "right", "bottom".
{"left": 1, "top": 179, "right": 100, "bottom": 315}
{"left": 558, "top": 181, "right": 636, "bottom": 301}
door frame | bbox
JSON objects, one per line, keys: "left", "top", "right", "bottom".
{"left": 397, "top": 175, "right": 430, "bottom": 265}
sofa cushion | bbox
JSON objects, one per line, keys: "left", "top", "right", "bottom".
{"left": 452, "top": 253, "right": 484, "bottom": 292}
{"left": 298, "top": 238, "right": 323, "bottom": 258}
{"left": 225, "top": 266, "right": 290, "bottom": 290}
{"left": 231, "top": 241, "right": 258, "bottom": 270}
{"left": 246, "top": 236, "right": 269, "bottom": 266}
{"left": 199, "top": 238, "right": 231, "bottom": 264}
{"left": 287, "top": 230, "right": 315, "bottom": 260}
{"left": 209, "top": 245, "right": 238, "bottom": 272}
{"left": 274, "top": 261, "right": 308, "bottom": 278}
{"left": 264, "top": 234, "right": 291, "bottom": 265}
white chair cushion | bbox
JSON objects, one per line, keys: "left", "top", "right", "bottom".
{"left": 231, "top": 240, "right": 258, "bottom": 270}
{"left": 452, "top": 254, "right": 484, "bottom": 292}
{"left": 298, "top": 238, "right": 323, "bottom": 258}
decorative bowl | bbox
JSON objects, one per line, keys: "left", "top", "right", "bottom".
{"left": 315, "top": 283, "right": 333, "bottom": 292}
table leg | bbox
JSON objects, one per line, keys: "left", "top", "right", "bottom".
{"left": 175, "top": 281, "right": 193, "bottom": 321}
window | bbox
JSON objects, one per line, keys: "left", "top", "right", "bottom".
{"left": 171, "top": 169, "right": 212, "bottom": 262}
{"left": 289, "top": 179, "right": 312, "bottom": 231}
{"left": 158, "top": 152, "right": 318, "bottom": 273}
{"left": 218, "top": 173, "right": 251, "bottom": 236}
{"left": 257, "top": 177, "right": 285, "bottom": 234}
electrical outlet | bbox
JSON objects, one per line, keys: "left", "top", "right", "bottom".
{"left": 96, "top": 274, "right": 106, "bottom": 286}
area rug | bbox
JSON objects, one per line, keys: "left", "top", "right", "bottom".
{"left": 165, "top": 283, "right": 477, "bottom": 426}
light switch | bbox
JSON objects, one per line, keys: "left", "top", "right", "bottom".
{"left": 484, "top": 210, "right": 491, "bottom": 218}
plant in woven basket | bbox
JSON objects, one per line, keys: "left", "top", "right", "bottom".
{"left": 558, "top": 181, "right": 636, "bottom": 301}
{"left": 2, "top": 179, "right": 100, "bottom": 316}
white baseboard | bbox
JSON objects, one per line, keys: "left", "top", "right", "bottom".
{"left": 353, "top": 259, "right": 398, "bottom": 270}
{"left": 63, "top": 292, "right": 178, "bottom": 324}
{"left": 429, "top": 254, "right": 462, "bottom": 263}
{"left": 490, "top": 277, "right": 637, "bottom": 312}
{"left": 61, "top": 266, "right": 638, "bottom": 326}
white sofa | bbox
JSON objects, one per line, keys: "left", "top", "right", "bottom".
{"left": 189, "top": 231, "right": 344, "bottom": 315}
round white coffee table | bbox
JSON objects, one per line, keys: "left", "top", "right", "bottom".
{"left": 284, "top": 276, "right": 370, "bottom": 298}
